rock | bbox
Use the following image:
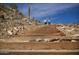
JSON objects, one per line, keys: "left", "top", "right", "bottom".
{"left": 3, "top": 28, "right": 7, "bottom": 31}
{"left": 44, "top": 38, "right": 51, "bottom": 42}
{"left": 12, "top": 30, "right": 17, "bottom": 35}
{"left": 7, "top": 30, "right": 13, "bottom": 35}
{"left": 14, "top": 27, "right": 19, "bottom": 32}
{"left": 36, "top": 38, "right": 42, "bottom": 42}
{"left": 71, "top": 40, "right": 77, "bottom": 42}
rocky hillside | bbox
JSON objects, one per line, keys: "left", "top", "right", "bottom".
{"left": 0, "top": 4, "right": 41, "bottom": 39}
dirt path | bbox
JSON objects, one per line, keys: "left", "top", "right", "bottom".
{"left": 0, "top": 42, "right": 79, "bottom": 50}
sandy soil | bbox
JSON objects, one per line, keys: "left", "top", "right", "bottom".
{"left": 23, "top": 25, "right": 65, "bottom": 36}
{"left": 0, "top": 42, "right": 79, "bottom": 50}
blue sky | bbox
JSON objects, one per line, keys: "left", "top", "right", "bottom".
{"left": 17, "top": 3, "right": 79, "bottom": 24}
